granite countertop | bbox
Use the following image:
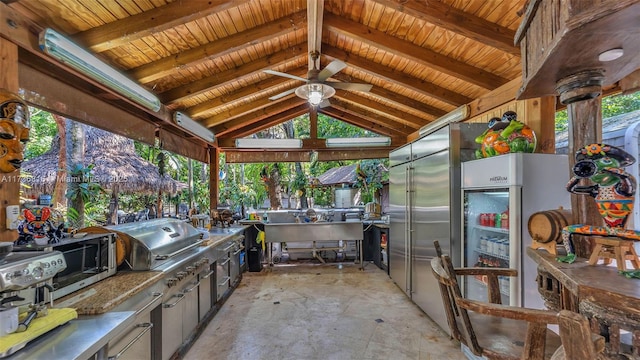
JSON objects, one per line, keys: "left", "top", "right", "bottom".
{"left": 55, "top": 270, "right": 163, "bottom": 315}
{"left": 55, "top": 226, "right": 248, "bottom": 316}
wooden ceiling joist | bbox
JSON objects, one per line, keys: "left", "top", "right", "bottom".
{"left": 333, "top": 90, "right": 426, "bottom": 129}
{"left": 324, "top": 13, "right": 509, "bottom": 90}
{"left": 323, "top": 45, "right": 473, "bottom": 106}
{"left": 159, "top": 45, "right": 306, "bottom": 104}
{"left": 188, "top": 67, "right": 309, "bottom": 118}
{"left": 128, "top": 10, "right": 307, "bottom": 84}
{"left": 369, "top": 0, "right": 520, "bottom": 56}
{"left": 72, "top": 0, "right": 250, "bottom": 53}
{"left": 320, "top": 106, "right": 409, "bottom": 141}
{"left": 218, "top": 104, "right": 310, "bottom": 144}
{"left": 330, "top": 71, "right": 445, "bottom": 119}
{"left": 213, "top": 97, "right": 308, "bottom": 137}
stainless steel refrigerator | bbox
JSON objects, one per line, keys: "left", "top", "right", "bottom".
{"left": 461, "top": 153, "right": 571, "bottom": 309}
{"left": 389, "top": 122, "right": 484, "bottom": 333}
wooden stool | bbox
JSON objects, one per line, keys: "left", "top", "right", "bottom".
{"left": 588, "top": 237, "right": 640, "bottom": 271}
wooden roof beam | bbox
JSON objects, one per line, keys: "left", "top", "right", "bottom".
{"left": 324, "top": 13, "right": 509, "bottom": 89}
{"left": 217, "top": 104, "right": 310, "bottom": 144}
{"left": 323, "top": 45, "right": 472, "bottom": 106}
{"left": 333, "top": 90, "right": 426, "bottom": 129}
{"left": 320, "top": 106, "right": 409, "bottom": 141}
{"left": 159, "top": 45, "right": 306, "bottom": 103}
{"left": 329, "top": 71, "right": 445, "bottom": 119}
{"left": 204, "top": 91, "right": 301, "bottom": 127}
{"left": 72, "top": 0, "right": 250, "bottom": 53}
{"left": 328, "top": 98, "right": 416, "bottom": 135}
{"left": 187, "top": 67, "right": 308, "bottom": 118}
{"left": 369, "top": 0, "right": 520, "bottom": 56}
{"left": 212, "top": 97, "right": 307, "bottom": 136}
{"left": 128, "top": 11, "right": 307, "bottom": 84}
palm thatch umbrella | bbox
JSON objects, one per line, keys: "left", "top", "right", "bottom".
{"left": 21, "top": 124, "right": 186, "bottom": 223}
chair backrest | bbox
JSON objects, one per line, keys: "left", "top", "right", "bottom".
{"left": 430, "top": 244, "right": 483, "bottom": 355}
{"left": 555, "top": 310, "right": 606, "bottom": 360}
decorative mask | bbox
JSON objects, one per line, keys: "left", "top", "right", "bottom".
{"left": 0, "top": 89, "right": 30, "bottom": 173}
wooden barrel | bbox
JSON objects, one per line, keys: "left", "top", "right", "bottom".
{"left": 528, "top": 209, "right": 573, "bottom": 243}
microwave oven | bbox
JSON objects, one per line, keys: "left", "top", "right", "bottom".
{"left": 13, "top": 232, "right": 117, "bottom": 300}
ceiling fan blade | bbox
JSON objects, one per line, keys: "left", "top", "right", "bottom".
{"left": 264, "top": 69, "right": 308, "bottom": 83}
{"left": 330, "top": 82, "right": 373, "bottom": 92}
{"left": 318, "top": 99, "right": 331, "bottom": 108}
{"left": 269, "top": 88, "right": 298, "bottom": 100}
{"left": 317, "top": 60, "right": 347, "bottom": 81}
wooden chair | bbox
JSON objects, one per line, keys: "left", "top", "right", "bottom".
{"left": 431, "top": 240, "right": 562, "bottom": 360}
{"left": 550, "top": 310, "right": 607, "bottom": 360}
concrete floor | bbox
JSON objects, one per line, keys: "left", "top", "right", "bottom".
{"left": 184, "top": 262, "right": 466, "bottom": 360}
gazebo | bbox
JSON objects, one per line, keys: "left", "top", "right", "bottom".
{"left": 21, "top": 123, "right": 186, "bottom": 224}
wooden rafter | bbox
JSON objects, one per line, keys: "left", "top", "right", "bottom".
{"left": 72, "top": 0, "right": 249, "bottom": 53}
{"left": 330, "top": 71, "right": 445, "bottom": 118}
{"left": 323, "top": 45, "right": 473, "bottom": 106}
{"left": 368, "top": 0, "right": 520, "bottom": 56}
{"left": 212, "top": 97, "right": 308, "bottom": 136}
{"left": 324, "top": 13, "right": 509, "bottom": 89}
{"left": 217, "top": 104, "right": 310, "bottom": 144}
{"left": 159, "top": 45, "right": 306, "bottom": 103}
{"left": 320, "top": 106, "right": 409, "bottom": 140}
{"left": 187, "top": 67, "right": 308, "bottom": 118}
{"left": 333, "top": 90, "right": 426, "bottom": 129}
{"left": 128, "top": 11, "right": 307, "bottom": 84}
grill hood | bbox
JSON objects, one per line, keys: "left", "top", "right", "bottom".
{"left": 107, "top": 218, "right": 203, "bottom": 270}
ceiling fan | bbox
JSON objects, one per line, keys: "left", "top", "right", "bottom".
{"left": 265, "top": 51, "right": 373, "bottom": 107}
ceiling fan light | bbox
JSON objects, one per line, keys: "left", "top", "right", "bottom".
{"left": 295, "top": 83, "right": 335, "bottom": 106}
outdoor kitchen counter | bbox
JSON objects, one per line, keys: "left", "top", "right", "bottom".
{"left": 54, "top": 226, "right": 247, "bottom": 315}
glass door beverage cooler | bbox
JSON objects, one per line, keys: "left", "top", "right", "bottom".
{"left": 461, "top": 153, "right": 570, "bottom": 308}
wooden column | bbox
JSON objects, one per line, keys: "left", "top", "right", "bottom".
{"left": 210, "top": 147, "right": 219, "bottom": 212}
{"left": 310, "top": 107, "right": 318, "bottom": 139}
{"left": 0, "top": 37, "right": 20, "bottom": 242}
{"left": 523, "top": 96, "right": 557, "bottom": 153}
{"left": 556, "top": 70, "right": 605, "bottom": 258}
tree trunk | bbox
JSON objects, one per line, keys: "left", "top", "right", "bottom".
{"left": 188, "top": 158, "right": 194, "bottom": 210}
{"left": 52, "top": 115, "right": 67, "bottom": 208}
{"left": 108, "top": 186, "right": 119, "bottom": 225}
{"left": 66, "top": 119, "right": 85, "bottom": 228}
{"left": 265, "top": 165, "right": 282, "bottom": 210}
{"left": 295, "top": 162, "right": 308, "bottom": 209}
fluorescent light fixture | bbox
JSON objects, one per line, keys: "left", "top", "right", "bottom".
{"left": 295, "top": 83, "right": 335, "bottom": 106}
{"left": 419, "top": 104, "right": 470, "bottom": 137}
{"left": 39, "top": 28, "right": 162, "bottom": 112}
{"left": 174, "top": 111, "right": 215, "bottom": 143}
{"left": 235, "top": 138, "right": 303, "bottom": 149}
{"left": 325, "top": 137, "right": 391, "bottom": 148}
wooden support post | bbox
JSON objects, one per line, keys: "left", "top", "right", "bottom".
{"left": 0, "top": 37, "right": 20, "bottom": 242}
{"left": 210, "top": 147, "right": 219, "bottom": 213}
{"left": 556, "top": 70, "right": 605, "bottom": 259}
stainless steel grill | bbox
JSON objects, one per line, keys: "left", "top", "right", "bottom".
{"left": 106, "top": 218, "right": 203, "bottom": 271}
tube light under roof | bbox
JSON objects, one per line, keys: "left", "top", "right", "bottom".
{"left": 174, "top": 112, "right": 215, "bottom": 143}
{"left": 235, "top": 138, "right": 303, "bottom": 149}
{"left": 325, "top": 137, "right": 391, "bottom": 147}
{"left": 39, "top": 28, "right": 162, "bottom": 112}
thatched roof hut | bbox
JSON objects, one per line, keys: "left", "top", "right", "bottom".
{"left": 21, "top": 124, "right": 185, "bottom": 196}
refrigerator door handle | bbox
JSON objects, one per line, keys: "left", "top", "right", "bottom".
{"left": 406, "top": 165, "right": 415, "bottom": 294}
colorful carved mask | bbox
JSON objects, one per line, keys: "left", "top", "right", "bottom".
{"left": 0, "top": 89, "right": 30, "bottom": 173}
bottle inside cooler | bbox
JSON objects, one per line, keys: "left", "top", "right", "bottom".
{"left": 463, "top": 189, "right": 510, "bottom": 304}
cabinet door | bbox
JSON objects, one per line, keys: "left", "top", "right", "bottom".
{"left": 198, "top": 265, "right": 215, "bottom": 321}
{"left": 107, "top": 311, "right": 153, "bottom": 360}
{"left": 182, "top": 280, "right": 200, "bottom": 341}
{"left": 162, "top": 294, "right": 184, "bottom": 360}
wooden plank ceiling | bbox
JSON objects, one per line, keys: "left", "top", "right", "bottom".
{"left": 5, "top": 0, "right": 527, "bottom": 156}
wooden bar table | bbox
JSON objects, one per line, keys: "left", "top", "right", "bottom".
{"left": 527, "top": 247, "right": 640, "bottom": 356}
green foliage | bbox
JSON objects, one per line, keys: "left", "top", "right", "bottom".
{"left": 24, "top": 108, "right": 57, "bottom": 160}
{"left": 555, "top": 92, "right": 640, "bottom": 133}
{"left": 65, "top": 164, "right": 104, "bottom": 203}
